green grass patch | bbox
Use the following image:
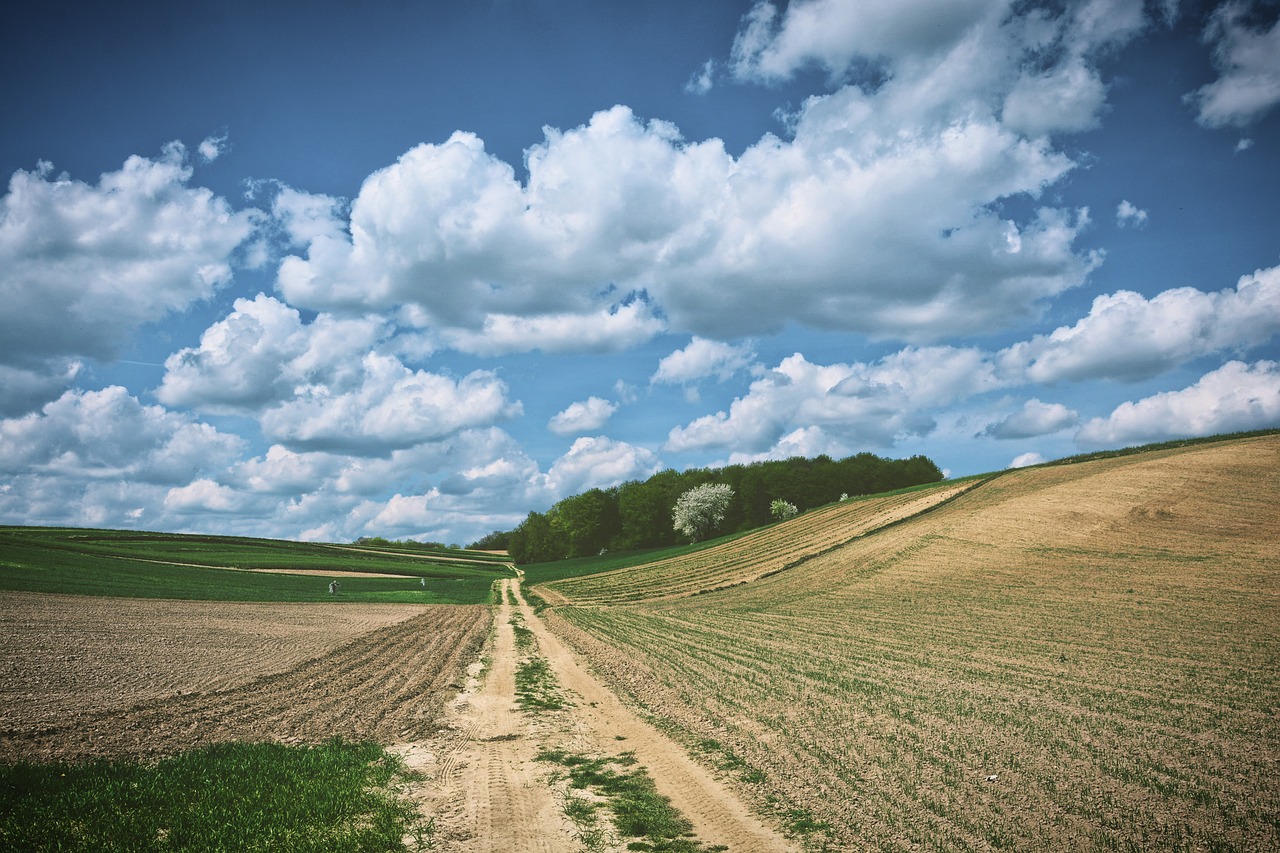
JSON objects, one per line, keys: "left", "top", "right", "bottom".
{"left": 515, "top": 656, "right": 567, "bottom": 711}
{"left": 536, "top": 749, "right": 726, "bottom": 852}
{"left": 0, "top": 738, "right": 431, "bottom": 852}
{"left": 0, "top": 526, "right": 513, "bottom": 604}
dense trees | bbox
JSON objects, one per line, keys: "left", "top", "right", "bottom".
{"left": 505, "top": 452, "right": 943, "bottom": 564}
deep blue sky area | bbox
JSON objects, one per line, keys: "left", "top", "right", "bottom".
{"left": 2, "top": 0, "right": 1278, "bottom": 544}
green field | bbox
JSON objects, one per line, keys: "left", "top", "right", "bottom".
{"left": 0, "top": 739, "right": 430, "bottom": 852}
{"left": 0, "top": 526, "right": 513, "bottom": 604}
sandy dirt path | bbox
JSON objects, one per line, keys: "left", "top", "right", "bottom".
{"left": 397, "top": 578, "right": 794, "bottom": 851}
{"left": 395, "top": 579, "right": 572, "bottom": 851}
{"left": 511, "top": 581, "right": 797, "bottom": 852}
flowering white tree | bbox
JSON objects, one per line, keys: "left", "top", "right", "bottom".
{"left": 770, "top": 498, "right": 798, "bottom": 521}
{"left": 672, "top": 482, "right": 734, "bottom": 542}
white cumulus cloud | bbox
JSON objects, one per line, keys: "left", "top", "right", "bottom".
{"left": 259, "top": 353, "right": 521, "bottom": 454}
{"left": 1076, "top": 360, "right": 1280, "bottom": 447}
{"left": 0, "top": 386, "right": 244, "bottom": 484}
{"left": 543, "top": 436, "right": 661, "bottom": 498}
{"left": 652, "top": 337, "right": 756, "bottom": 385}
{"left": 1187, "top": 1, "right": 1280, "bottom": 127}
{"left": 0, "top": 143, "right": 257, "bottom": 375}
{"left": 1116, "top": 199, "right": 1149, "bottom": 227}
{"left": 1001, "top": 264, "right": 1280, "bottom": 383}
{"left": 667, "top": 348, "right": 998, "bottom": 454}
{"left": 983, "top": 399, "right": 1079, "bottom": 439}
{"left": 548, "top": 397, "right": 619, "bottom": 436}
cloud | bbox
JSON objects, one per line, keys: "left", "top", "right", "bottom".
{"left": 686, "top": 59, "right": 716, "bottom": 94}
{"left": 1115, "top": 199, "right": 1148, "bottom": 227}
{"left": 437, "top": 300, "right": 665, "bottom": 356}
{"left": 1076, "top": 360, "right": 1280, "bottom": 447}
{"left": 651, "top": 337, "right": 756, "bottom": 385}
{"left": 728, "top": 0, "right": 1001, "bottom": 84}
{"left": 0, "top": 360, "right": 81, "bottom": 417}
{"left": 164, "top": 479, "right": 245, "bottom": 514}
{"left": 227, "top": 445, "right": 344, "bottom": 495}
{"left": 983, "top": 399, "right": 1079, "bottom": 439}
{"left": 666, "top": 348, "right": 997, "bottom": 454}
{"left": 158, "top": 293, "right": 387, "bottom": 411}
{"left": 548, "top": 397, "right": 618, "bottom": 436}
{"left": 198, "top": 133, "right": 229, "bottom": 162}
{"left": 0, "top": 386, "right": 244, "bottom": 484}
{"left": 1010, "top": 451, "right": 1047, "bottom": 468}
{"left": 0, "top": 143, "right": 256, "bottom": 374}
{"left": 543, "top": 436, "right": 661, "bottom": 497}
{"left": 274, "top": 58, "right": 1101, "bottom": 345}
{"left": 1187, "top": 1, "right": 1280, "bottom": 127}
{"left": 1001, "top": 265, "right": 1280, "bottom": 383}
{"left": 258, "top": 353, "right": 521, "bottom": 454}
{"left": 1002, "top": 55, "right": 1108, "bottom": 137}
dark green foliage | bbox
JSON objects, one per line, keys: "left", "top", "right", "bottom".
{"left": 466, "top": 529, "right": 512, "bottom": 551}
{"left": 0, "top": 739, "right": 428, "bottom": 852}
{"left": 506, "top": 452, "right": 943, "bottom": 564}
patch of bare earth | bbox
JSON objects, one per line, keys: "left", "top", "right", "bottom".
{"left": 0, "top": 594, "right": 488, "bottom": 763}
{"left": 400, "top": 579, "right": 795, "bottom": 851}
{"left": 548, "top": 436, "right": 1280, "bottom": 851}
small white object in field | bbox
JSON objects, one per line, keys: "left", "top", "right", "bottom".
{"left": 985, "top": 774, "right": 998, "bottom": 782}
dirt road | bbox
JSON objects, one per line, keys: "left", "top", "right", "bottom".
{"left": 400, "top": 578, "right": 795, "bottom": 851}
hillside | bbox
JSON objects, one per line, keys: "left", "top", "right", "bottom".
{"left": 541, "top": 434, "right": 1280, "bottom": 850}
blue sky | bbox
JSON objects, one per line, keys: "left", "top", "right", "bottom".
{"left": 2, "top": 0, "right": 1278, "bottom": 545}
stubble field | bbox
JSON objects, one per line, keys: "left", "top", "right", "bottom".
{"left": 540, "top": 436, "right": 1280, "bottom": 851}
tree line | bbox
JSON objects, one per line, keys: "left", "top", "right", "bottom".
{"left": 477, "top": 452, "right": 943, "bottom": 564}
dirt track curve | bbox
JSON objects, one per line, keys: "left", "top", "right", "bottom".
{"left": 398, "top": 578, "right": 796, "bottom": 852}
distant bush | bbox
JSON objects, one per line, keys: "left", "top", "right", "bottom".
{"left": 771, "top": 498, "right": 799, "bottom": 521}
{"left": 673, "top": 483, "right": 735, "bottom": 542}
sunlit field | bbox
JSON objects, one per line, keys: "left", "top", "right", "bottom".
{"left": 541, "top": 435, "right": 1280, "bottom": 850}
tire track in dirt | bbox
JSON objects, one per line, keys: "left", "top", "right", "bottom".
{"left": 511, "top": 581, "right": 798, "bottom": 852}
{"left": 395, "top": 580, "right": 571, "bottom": 852}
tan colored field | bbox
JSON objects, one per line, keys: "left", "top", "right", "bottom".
{"left": 0, "top": 595, "right": 489, "bottom": 763}
{"left": 544, "top": 435, "right": 1280, "bottom": 851}
{"left": 541, "top": 479, "right": 979, "bottom": 604}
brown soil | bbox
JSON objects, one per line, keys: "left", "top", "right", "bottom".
{"left": 398, "top": 579, "right": 796, "bottom": 851}
{"left": 546, "top": 435, "right": 1280, "bottom": 851}
{"left": 0, "top": 594, "right": 488, "bottom": 763}
{"left": 392, "top": 580, "right": 572, "bottom": 851}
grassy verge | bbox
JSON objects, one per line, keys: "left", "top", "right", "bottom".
{"left": 510, "top": 612, "right": 567, "bottom": 712}
{"left": 537, "top": 748, "right": 727, "bottom": 853}
{"left": 0, "top": 738, "right": 432, "bottom": 852}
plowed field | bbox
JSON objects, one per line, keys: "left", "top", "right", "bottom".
{"left": 538, "top": 479, "right": 978, "bottom": 604}
{"left": 547, "top": 435, "right": 1280, "bottom": 851}
{"left": 0, "top": 594, "right": 489, "bottom": 763}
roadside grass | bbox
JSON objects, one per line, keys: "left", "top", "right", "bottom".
{"left": 0, "top": 527, "right": 512, "bottom": 604}
{"left": 537, "top": 749, "right": 727, "bottom": 853}
{"left": 510, "top": 611, "right": 568, "bottom": 712}
{"left": 0, "top": 738, "right": 432, "bottom": 852}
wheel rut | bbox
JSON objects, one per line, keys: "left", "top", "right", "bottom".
{"left": 398, "top": 577, "right": 796, "bottom": 851}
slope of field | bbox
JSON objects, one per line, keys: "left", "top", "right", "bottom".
{"left": 0, "top": 527, "right": 511, "bottom": 603}
{"left": 548, "top": 435, "right": 1280, "bottom": 851}
{"left": 535, "top": 479, "right": 980, "bottom": 604}
{"left": 0, "top": 595, "right": 490, "bottom": 763}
